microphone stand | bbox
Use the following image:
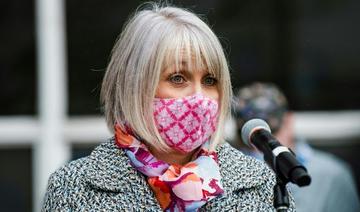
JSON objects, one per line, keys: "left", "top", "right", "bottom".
{"left": 267, "top": 150, "right": 311, "bottom": 211}
{"left": 263, "top": 147, "right": 310, "bottom": 211}
{"left": 273, "top": 177, "right": 290, "bottom": 212}
{"left": 251, "top": 130, "right": 311, "bottom": 211}
{"left": 263, "top": 152, "right": 291, "bottom": 212}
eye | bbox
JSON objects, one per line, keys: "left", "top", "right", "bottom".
{"left": 202, "top": 75, "right": 217, "bottom": 86}
{"left": 168, "top": 74, "right": 186, "bottom": 84}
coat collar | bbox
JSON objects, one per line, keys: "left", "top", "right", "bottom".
{"left": 84, "top": 139, "right": 140, "bottom": 191}
{"left": 84, "top": 139, "right": 271, "bottom": 193}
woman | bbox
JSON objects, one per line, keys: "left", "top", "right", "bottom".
{"left": 42, "top": 3, "right": 294, "bottom": 211}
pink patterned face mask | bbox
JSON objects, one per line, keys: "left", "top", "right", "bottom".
{"left": 153, "top": 93, "right": 219, "bottom": 153}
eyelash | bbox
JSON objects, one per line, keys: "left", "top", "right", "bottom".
{"left": 167, "top": 73, "right": 217, "bottom": 86}
{"left": 168, "top": 74, "right": 186, "bottom": 84}
{"left": 203, "top": 76, "right": 217, "bottom": 86}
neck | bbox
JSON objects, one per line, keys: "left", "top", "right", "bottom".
{"left": 148, "top": 146, "right": 196, "bottom": 165}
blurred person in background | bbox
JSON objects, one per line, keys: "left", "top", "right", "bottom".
{"left": 42, "top": 3, "right": 295, "bottom": 211}
{"left": 233, "top": 82, "right": 360, "bottom": 212}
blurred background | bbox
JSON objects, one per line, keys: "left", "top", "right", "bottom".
{"left": 0, "top": 0, "right": 359, "bottom": 211}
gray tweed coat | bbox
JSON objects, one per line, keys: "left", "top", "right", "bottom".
{"left": 42, "top": 139, "right": 295, "bottom": 211}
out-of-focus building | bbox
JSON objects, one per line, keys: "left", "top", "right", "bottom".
{"left": 0, "top": 0, "right": 359, "bottom": 211}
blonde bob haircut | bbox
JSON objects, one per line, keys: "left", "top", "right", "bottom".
{"left": 101, "top": 2, "right": 232, "bottom": 152}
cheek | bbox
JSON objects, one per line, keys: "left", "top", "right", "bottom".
{"left": 155, "top": 87, "right": 171, "bottom": 98}
{"left": 155, "top": 81, "right": 169, "bottom": 98}
{"left": 204, "top": 88, "right": 220, "bottom": 102}
{"left": 155, "top": 81, "right": 187, "bottom": 98}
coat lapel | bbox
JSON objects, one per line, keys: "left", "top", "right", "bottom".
{"left": 84, "top": 139, "right": 135, "bottom": 191}
{"left": 84, "top": 139, "right": 160, "bottom": 210}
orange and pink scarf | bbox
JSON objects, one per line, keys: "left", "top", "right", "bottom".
{"left": 114, "top": 124, "right": 224, "bottom": 211}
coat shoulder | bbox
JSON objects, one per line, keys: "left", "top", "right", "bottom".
{"left": 42, "top": 140, "right": 162, "bottom": 211}
{"left": 206, "top": 142, "right": 296, "bottom": 211}
{"left": 217, "top": 142, "right": 276, "bottom": 191}
{"left": 42, "top": 156, "right": 90, "bottom": 211}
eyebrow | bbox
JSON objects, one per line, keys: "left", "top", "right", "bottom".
{"left": 166, "top": 67, "right": 213, "bottom": 76}
{"left": 164, "top": 61, "right": 188, "bottom": 69}
{"left": 166, "top": 61, "right": 209, "bottom": 73}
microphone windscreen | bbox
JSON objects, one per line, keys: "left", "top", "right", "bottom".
{"left": 241, "top": 119, "right": 271, "bottom": 146}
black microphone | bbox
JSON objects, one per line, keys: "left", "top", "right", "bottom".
{"left": 241, "top": 119, "right": 311, "bottom": 187}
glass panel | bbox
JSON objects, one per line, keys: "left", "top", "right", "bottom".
{"left": 0, "top": 147, "right": 32, "bottom": 212}
{"left": 67, "top": 0, "right": 359, "bottom": 112}
{"left": 0, "top": 0, "right": 36, "bottom": 115}
{"left": 66, "top": 1, "right": 139, "bottom": 115}
{"left": 71, "top": 143, "right": 98, "bottom": 160}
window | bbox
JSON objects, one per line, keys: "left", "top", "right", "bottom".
{"left": 1, "top": 1, "right": 359, "bottom": 211}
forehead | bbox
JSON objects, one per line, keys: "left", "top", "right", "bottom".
{"left": 162, "top": 48, "right": 217, "bottom": 76}
{"left": 153, "top": 22, "right": 224, "bottom": 78}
